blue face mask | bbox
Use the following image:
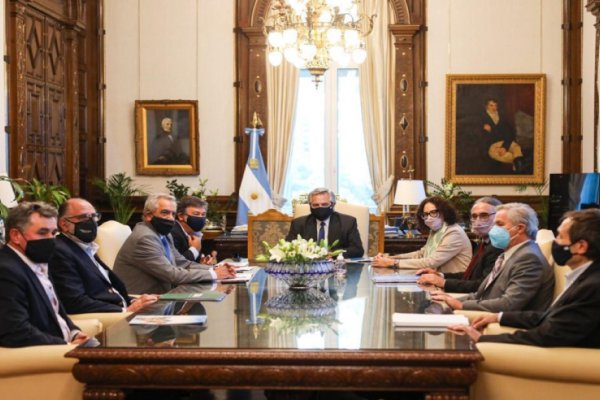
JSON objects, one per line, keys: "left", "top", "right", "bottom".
{"left": 488, "top": 225, "right": 514, "bottom": 250}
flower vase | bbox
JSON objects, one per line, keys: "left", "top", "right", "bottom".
{"left": 265, "top": 260, "right": 335, "bottom": 290}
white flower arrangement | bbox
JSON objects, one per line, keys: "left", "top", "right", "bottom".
{"left": 256, "top": 235, "right": 344, "bottom": 263}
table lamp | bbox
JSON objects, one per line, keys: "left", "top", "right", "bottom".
{"left": 393, "top": 180, "right": 426, "bottom": 236}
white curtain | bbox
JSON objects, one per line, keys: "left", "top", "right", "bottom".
{"left": 266, "top": 60, "right": 299, "bottom": 209}
{"left": 359, "top": 0, "right": 395, "bottom": 213}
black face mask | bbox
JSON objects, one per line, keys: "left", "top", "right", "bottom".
{"left": 186, "top": 215, "right": 206, "bottom": 232}
{"left": 551, "top": 241, "right": 573, "bottom": 266}
{"left": 73, "top": 219, "right": 98, "bottom": 243}
{"left": 25, "top": 238, "right": 56, "bottom": 263}
{"left": 151, "top": 216, "right": 175, "bottom": 236}
{"left": 310, "top": 206, "right": 334, "bottom": 221}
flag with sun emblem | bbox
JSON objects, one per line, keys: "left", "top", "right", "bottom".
{"left": 236, "top": 114, "right": 274, "bottom": 226}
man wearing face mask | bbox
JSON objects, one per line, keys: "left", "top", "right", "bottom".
{"left": 113, "top": 193, "right": 235, "bottom": 294}
{"left": 286, "top": 187, "right": 363, "bottom": 258}
{"left": 432, "top": 202, "right": 554, "bottom": 312}
{"left": 417, "top": 197, "right": 503, "bottom": 293}
{"left": 0, "top": 202, "right": 91, "bottom": 347}
{"left": 171, "top": 195, "right": 216, "bottom": 264}
{"left": 48, "top": 198, "right": 158, "bottom": 314}
{"left": 451, "top": 209, "right": 600, "bottom": 348}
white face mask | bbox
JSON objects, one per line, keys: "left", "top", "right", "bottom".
{"left": 471, "top": 219, "right": 495, "bottom": 237}
{"left": 424, "top": 216, "right": 443, "bottom": 231}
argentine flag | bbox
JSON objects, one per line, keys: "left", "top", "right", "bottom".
{"left": 236, "top": 125, "right": 274, "bottom": 226}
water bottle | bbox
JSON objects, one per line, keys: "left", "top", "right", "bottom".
{"left": 334, "top": 254, "right": 346, "bottom": 276}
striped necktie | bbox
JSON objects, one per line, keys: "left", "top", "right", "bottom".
{"left": 484, "top": 253, "right": 505, "bottom": 290}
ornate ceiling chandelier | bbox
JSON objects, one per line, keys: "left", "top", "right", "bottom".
{"left": 263, "top": 0, "right": 375, "bottom": 87}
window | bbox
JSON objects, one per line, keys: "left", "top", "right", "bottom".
{"left": 283, "top": 68, "right": 376, "bottom": 213}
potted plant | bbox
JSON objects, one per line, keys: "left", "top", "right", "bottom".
{"left": 165, "top": 179, "right": 191, "bottom": 201}
{"left": 22, "top": 178, "right": 70, "bottom": 207}
{"left": 425, "top": 178, "right": 473, "bottom": 225}
{"left": 93, "top": 172, "right": 146, "bottom": 225}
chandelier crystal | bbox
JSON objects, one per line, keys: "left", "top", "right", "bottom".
{"left": 263, "top": 0, "right": 375, "bottom": 87}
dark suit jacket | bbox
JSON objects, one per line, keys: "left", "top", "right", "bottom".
{"left": 0, "top": 245, "right": 79, "bottom": 347}
{"left": 444, "top": 241, "right": 503, "bottom": 293}
{"left": 48, "top": 234, "right": 132, "bottom": 314}
{"left": 286, "top": 211, "right": 364, "bottom": 258}
{"left": 480, "top": 260, "right": 600, "bottom": 348}
{"left": 171, "top": 222, "right": 198, "bottom": 262}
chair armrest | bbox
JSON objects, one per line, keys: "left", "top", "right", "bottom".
{"left": 476, "top": 342, "right": 600, "bottom": 384}
{"left": 70, "top": 312, "right": 131, "bottom": 329}
{"left": 483, "top": 322, "right": 520, "bottom": 335}
{"left": 0, "top": 344, "right": 77, "bottom": 377}
{"left": 71, "top": 318, "right": 103, "bottom": 336}
{"left": 454, "top": 309, "right": 495, "bottom": 322}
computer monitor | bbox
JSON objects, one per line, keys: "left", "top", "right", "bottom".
{"left": 548, "top": 173, "right": 600, "bottom": 232}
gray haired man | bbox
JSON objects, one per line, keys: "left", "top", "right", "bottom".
{"left": 113, "top": 193, "right": 235, "bottom": 294}
{"left": 432, "top": 202, "right": 554, "bottom": 313}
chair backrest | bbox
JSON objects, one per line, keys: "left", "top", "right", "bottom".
{"left": 537, "top": 238, "right": 568, "bottom": 300}
{"left": 294, "top": 202, "right": 382, "bottom": 257}
{"left": 94, "top": 220, "right": 132, "bottom": 269}
{"left": 247, "top": 209, "right": 293, "bottom": 260}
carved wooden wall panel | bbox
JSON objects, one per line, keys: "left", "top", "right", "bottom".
{"left": 7, "top": 0, "right": 102, "bottom": 197}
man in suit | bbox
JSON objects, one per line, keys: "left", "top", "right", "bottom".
{"left": 417, "top": 197, "right": 503, "bottom": 293}
{"left": 113, "top": 193, "right": 235, "bottom": 294}
{"left": 452, "top": 209, "right": 600, "bottom": 348}
{"left": 286, "top": 187, "right": 363, "bottom": 258}
{"left": 172, "top": 195, "right": 216, "bottom": 264}
{"left": 432, "top": 202, "right": 554, "bottom": 312}
{"left": 49, "top": 198, "right": 158, "bottom": 314}
{"left": 149, "top": 117, "right": 189, "bottom": 165}
{"left": 0, "top": 202, "right": 91, "bottom": 347}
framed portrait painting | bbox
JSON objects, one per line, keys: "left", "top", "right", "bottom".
{"left": 445, "top": 74, "right": 546, "bottom": 185}
{"left": 135, "top": 100, "right": 199, "bottom": 175}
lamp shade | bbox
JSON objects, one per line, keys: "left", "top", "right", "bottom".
{"left": 0, "top": 174, "right": 18, "bottom": 208}
{"left": 394, "top": 180, "right": 426, "bottom": 206}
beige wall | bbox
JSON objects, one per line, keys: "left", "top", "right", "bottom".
{"left": 104, "top": 0, "right": 236, "bottom": 195}
{"left": 427, "top": 0, "right": 564, "bottom": 196}
{"left": 583, "top": 5, "right": 597, "bottom": 173}
{"left": 1, "top": 1, "right": 598, "bottom": 197}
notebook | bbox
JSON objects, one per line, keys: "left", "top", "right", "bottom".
{"left": 159, "top": 291, "right": 226, "bottom": 302}
{"left": 392, "top": 313, "right": 468, "bottom": 328}
{"left": 129, "top": 315, "right": 207, "bottom": 326}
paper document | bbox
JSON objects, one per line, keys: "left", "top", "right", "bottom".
{"left": 220, "top": 267, "right": 258, "bottom": 283}
{"left": 392, "top": 313, "right": 468, "bottom": 327}
{"left": 219, "top": 258, "right": 250, "bottom": 268}
{"left": 370, "top": 268, "right": 419, "bottom": 283}
{"left": 129, "top": 315, "right": 207, "bottom": 326}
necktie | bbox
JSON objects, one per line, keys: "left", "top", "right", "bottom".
{"left": 318, "top": 221, "right": 326, "bottom": 242}
{"left": 484, "top": 253, "right": 505, "bottom": 290}
{"left": 160, "top": 236, "right": 172, "bottom": 262}
{"left": 463, "top": 241, "right": 486, "bottom": 280}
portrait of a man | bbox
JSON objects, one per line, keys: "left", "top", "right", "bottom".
{"left": 147, "top": 113, "right": 190, "bottom": 165}
{"left": 135, "top": 100, "right": 199, "bottom": 176}
{"left": 446, "top": 75, "right": 545, "bottom": 185}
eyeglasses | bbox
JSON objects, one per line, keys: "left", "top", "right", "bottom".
{"left": 64, "top": 212, "right": 102, "bottom": 223}
{"left": 470, "top": 212, "right": 496, "bottom": 221}
{"left": 419, "top": 209, "right": 439, "bottom": 219}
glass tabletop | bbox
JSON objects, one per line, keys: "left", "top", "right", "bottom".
{"left": 99, "top": 263, "right": 474, "bottom": 351}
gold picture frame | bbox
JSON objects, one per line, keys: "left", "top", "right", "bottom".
{"left": 135, "top": 100, "right": 199, "bottom": 175}
{"left": 445, "top": 74, "right": 545, "bottom": 185}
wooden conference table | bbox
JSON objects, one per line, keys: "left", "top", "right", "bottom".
{"left": 67, "top": 264, "right": 481, "bottom": 399}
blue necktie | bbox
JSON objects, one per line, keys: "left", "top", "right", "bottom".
{"left": 318, "top": 221, "right": 326, "bottom": 242}
{"left": 160, "top": 236, "right": 172, "bottom": 262}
